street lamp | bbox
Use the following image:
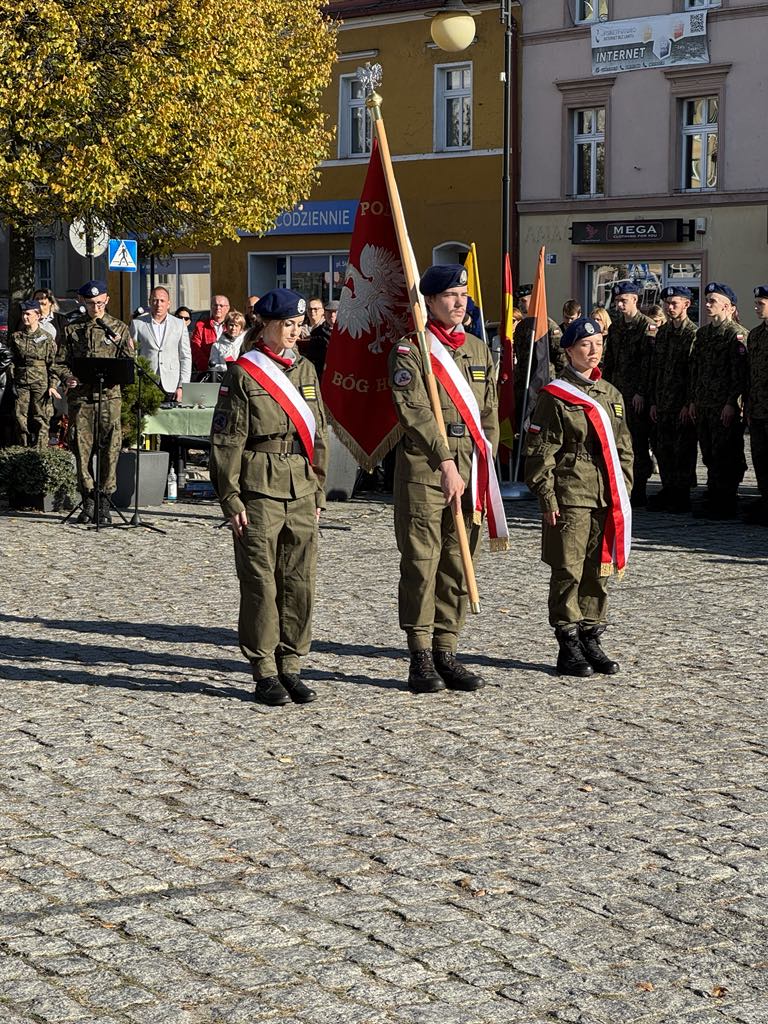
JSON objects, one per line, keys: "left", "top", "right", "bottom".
{"left": 429, "top": 0, "right": 518, "bottom": 314}
{"left": 429, "top": 0, "right": 477, "bottom": 52}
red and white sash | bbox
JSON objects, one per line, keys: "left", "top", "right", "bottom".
{"left": 235, "top": 350, "right": 316, "bottom": 462}
{"left": 541, "top": 378, "right": 632, "bottom": 575}
{"left": 427, "top": 331, "right": 509, "bottom": 551}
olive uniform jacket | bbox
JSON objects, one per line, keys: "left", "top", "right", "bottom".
{"left": 747, "top": 322, "right": 768, "bottom": 419}
{"left": 388, "top": 330, "right": 498, "bottom": 490}
{"left": 525, "top": 365, "right": 634, "bottom": 515}
{"left": 603, "top": 311, "right": 653, "bottom": 402}
{"left": 689, "top": 319, "right": 749, "bottom": 412}
{"left": 9, "top": 328, "right": 59, "bottom": 389}
{"left": 209, "top": 353, "right": 328, "bottom": 519}
{"left": 58, "top": 314, "right": 133, "bottom": 400}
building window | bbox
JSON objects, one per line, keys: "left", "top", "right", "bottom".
{"left": 684, "top": 1, "right": 721, "bottom": 9}
{"left": 681, "top": 96, "right": 718, "bottom": 191}
{"left": 574, "top": 0, "right": 608, "bottom": 24}
{"left": 248, "top": 252, "right": 349, "bottom": 305}
{"left": 138, "top": 254, "right": 210, "bottom": 312}
{"left": 573, "top": 107, "right": 605, "bottom": 197}
{"left": 338, "top": 75, "right": 372, "bottom": 159}
{"left": 435, "top": 63, "right": 472, "bottom": 152}
{"left": 587, "top": 260, "right": 702, "bottom": 323}
{"left": 34, "top": 237, "right": 54, "bottom": 293}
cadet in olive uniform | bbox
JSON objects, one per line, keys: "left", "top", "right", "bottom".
{"left": 689, "top": 282, "right": 749, "bottom": 519}
{"left": 209, "top": 289, "right": 328, "bottom": 707}
{"left": 512, "top": 284, "right": 566, "bottom": 434}
{"left": 58, "top": 281, "right": 133, "bottom": 523}
{"left": 9, "top": 299, "right": 60, "bottom": 448}
{"left": 525, "top": 318, "right": 633, "bottom": 677}
{"left": 648, "top": 286, "right": 698, "bottom": 513}
{"left": 745, "top": 285, "right": 768, "bottom": 525}
{"left": 602, "top": 283, "right": 654, "bottom": 506}
{"left": 389, "top": 264, "right": 498, "bottom": 694}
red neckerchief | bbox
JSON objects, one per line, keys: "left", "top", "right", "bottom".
{"left": 428, "top": 319, "right": 465, "bottom": 350}
{"left": 590, "top": 367, "right": 602, "bottom": 381}
{"left": 257, "top": 341, "right": 293, "bottom": 368}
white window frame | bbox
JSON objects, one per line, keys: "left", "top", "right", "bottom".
{"left": 572, "top": 107, "right": 605, "bottom": 198}
{"left": 338, "top": 74, "right": 372, "bottom": 159}
{"left": 680, "top": 95, "right": 718, "bottom": 192}
{"left": 574, "top": 0, "right": 608, "bottom": 24}
{"left": 434, "top": 62, "right": 473, "bottom": 153}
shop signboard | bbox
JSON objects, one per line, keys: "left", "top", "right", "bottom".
{"left": 591, "top": 12, "right": 709, "bottom": 75}
{"left": 571, "top": 219, "right": 694, "bottom": 245}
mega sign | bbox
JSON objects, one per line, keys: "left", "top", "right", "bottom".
{"left": 571, "top": 219, "right": 693, "bottom": 245}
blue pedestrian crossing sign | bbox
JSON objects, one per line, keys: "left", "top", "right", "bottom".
{"left": 108, "top": 238, "right": 138, "bottom": 272}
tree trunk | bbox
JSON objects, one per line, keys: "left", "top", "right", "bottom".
{"left": 7, "top": 223, "right": 35, "bottom": 334}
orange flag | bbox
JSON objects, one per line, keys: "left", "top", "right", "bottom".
{"left": 521, "top": 246, "right": 550, "bottom": 428}
{"left": 497, "top": 253, "right": 516, "bottom": 456}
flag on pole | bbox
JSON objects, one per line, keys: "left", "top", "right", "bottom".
{"left": 463, "top": 243, "right": 486, "bottom": 342}
{"left": 497, "top": 253, "right": 516, "bottom": 455}
{"left": 323, "top": 139, "right": 415, "bottom": 469}
{"left": 522, "top": 246, "right": 551, "bottom": 428}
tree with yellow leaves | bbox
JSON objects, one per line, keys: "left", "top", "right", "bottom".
{"left": 0, "top": 0, "right": 336, "bottom": 304}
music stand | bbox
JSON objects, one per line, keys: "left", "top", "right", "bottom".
{"left": 61, "top": 357, "right": 135, "bottom": 531}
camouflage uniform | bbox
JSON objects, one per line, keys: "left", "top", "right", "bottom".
{"left": 689, "top": 319, "right": 749, "bottom": 510}
{"left": 747, "top": 321, "right": 768, "bottom": 510}
{"left": 525, "top": 364, "right": 633, "bottom": 627}
{"left": 389, "top": 332, "right": 498, "bottom": 654}
{"left": 513, "top": 316, "right": 566, "bottom": 427}
{"left": 58, "top": 313, "right": 133, "bottom": 497}
{"left": 603, "top": 311, "right": 654, "bottom": 501}
{"left": 9, "top": 327, "right": 59, "bottom": 448}
{"left": 209, "top": 354, "right": 328, "bottom": 680}
{"left": 649, "top": 317, "right": 698, "bottom": 503}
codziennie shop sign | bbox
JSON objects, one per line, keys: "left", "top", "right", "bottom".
{"left": 571, "top": 219, "right": 694, "bottom": 245}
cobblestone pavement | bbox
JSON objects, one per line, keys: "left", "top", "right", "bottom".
{"left": 1, "top": 479, "right": 767, "bottom": 1024}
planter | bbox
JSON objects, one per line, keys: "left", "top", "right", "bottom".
{"left": 114, "top": 449, "right": 170, "bottom": 508}
{"left": 9, "top": 491, "right": 55, "bottom": 512}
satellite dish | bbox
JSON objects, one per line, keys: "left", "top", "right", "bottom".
{"left": 69, "top": 218, "right": 109, "bottom": 258}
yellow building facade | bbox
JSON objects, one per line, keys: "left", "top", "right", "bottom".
{"left": 118, "top": 1, "right": 520, "bottom": 324}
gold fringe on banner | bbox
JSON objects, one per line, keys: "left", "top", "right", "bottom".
{"left": 489, "top": 536, "right": 510, "bottom": 553}
{"left": 326, "top": 411, "right": 403, "bottom": 473}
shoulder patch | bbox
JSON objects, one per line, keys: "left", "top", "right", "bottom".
{"left": 219, "top": 385, "right": 229, "bottom": 395}
{"left": 396, "top": 344, "right": 411, "bottom": 355}
{"left": 212, "top": 410, "right": 229, "bottom": 433}
{"left": 300, "top": 384, "right": 317, "bottom": 401}
{"left": 469, "top": 365, "right": 486, "bottom": 382}
{"left": 393, "top": 368, "right": 413, "bottom": 387}
{"left": 528, "top": 423, "right": 542, "bottom": 434}
{"left": 647, "top": 324, "right": 658, "bottom": 335}
{"left": 612, "top": 403, "right": 623, "bottom": 418}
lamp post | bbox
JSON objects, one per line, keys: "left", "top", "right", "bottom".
{"left": 429, "top": 0, "right": 518, "bottom": 318}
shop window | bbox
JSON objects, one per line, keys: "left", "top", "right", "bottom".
{"left": 681, "top": 96, "right": 718, "bottom": 191}
{"left": 34, "top": 237, "right": 54, "bottom": 293}
{"left": 339, "top": 75, "right": 372, "bottom": 159}
{"left": 138, "top": 254, "right": 210, "bottom": 314}
{"left": 248, "top": 252, "right": 349, "bottom": 305}
{"left": 435, "top": 63, "right": 472, "bottom": 152}
{"left": 586, "top": 260, "right": 702, "bottom": 323}
{"left": 573, "top": 107, "right": 605, "bottom": 197}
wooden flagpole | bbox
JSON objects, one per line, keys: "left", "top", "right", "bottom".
{"left": 360, "top": 67, "right": 480, "bottom": 614}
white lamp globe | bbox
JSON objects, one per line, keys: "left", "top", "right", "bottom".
{"left": 430, "top": 9, "right": 476, "bottom": 52}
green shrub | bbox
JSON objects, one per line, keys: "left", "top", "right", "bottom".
{"left": 0, "top": 446, "right": 77, "bottom": 506}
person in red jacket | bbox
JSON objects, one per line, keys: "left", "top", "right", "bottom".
{"left": 191, "top": 294, "right": 230, "bottom": 373}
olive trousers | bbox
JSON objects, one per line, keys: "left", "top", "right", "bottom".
{"left": 234, "top": 492, "right": 317, "bottom": 680}
{"left": 542, "top": 506, "right": 610, "bottom": 627}
{"left": 394, "top": 480, "right": 480, "bottom": 653}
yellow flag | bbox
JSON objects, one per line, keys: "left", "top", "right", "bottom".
{"left": 463, "top": 242, "right": 486, "bottom": 342}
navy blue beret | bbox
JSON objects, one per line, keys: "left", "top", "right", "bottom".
{"left": 754, "top": 286, "right": 768, "bottom": 299}
{"left": 660, "top": 286, "right": 692, "bottom": 301}
{"left": 705, "top": 282, "right": 737, "bottom": 304}
{"left": 515, "top": 284, "right": 533, "bottom": 299}
{"left": 20, "top": 299, "right": 41, "bottom": 312}
{"left": 612, "top": 282, "right": 641, "bottom": 297}
{"left": 561, "top": 317, "right": 604, "bottom": 348}
{"left": 419, "top": 264, "right": 468, "bottom": 295}
{"left": 78, "top": 280, "right": 108, "bottom": 298}
{"left": 254, "top": 288, "right": 307, "bottom": 321}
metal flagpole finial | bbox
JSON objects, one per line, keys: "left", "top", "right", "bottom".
{"left": 356, "top": 62, "right": 383, "bottom": 110}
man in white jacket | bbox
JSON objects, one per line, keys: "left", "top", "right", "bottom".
{"left": 130, "top": 287, "right": 192, "bottom": 400}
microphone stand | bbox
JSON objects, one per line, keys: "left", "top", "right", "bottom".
{"left": 128, "top": 362, "right": 166, "bottom": 534}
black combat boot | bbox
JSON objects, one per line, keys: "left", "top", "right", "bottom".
{"left": 646, "top": 489, "right": 670, "bottom": 512}
{"left": 407, "top": 650, "right": 446, "bottom": 693}
{"left": 253, "top": 676, "right": 291, "bottom": 706}
{"left": 579, "top": 624, "right": 619, "bottom": 674}
{"left": 279, "top": 672, "right": 317, "bottom": 704}
{"left": 666, "top": 488, "right": 691, "bottom": 514}
{"left": 433, "top": 650, "right": 485, "bottom": 691}
{"left": 77, "top": 493, "right": 96, "bottom": 524}
{"left": 554, "top": 625, "right": 594, "bottom": 678}
{"left": 630, "top": 482, "right": 647, "bottom": 508}
{"left": 98, "top": 493, "right": 112, "bottom": 524}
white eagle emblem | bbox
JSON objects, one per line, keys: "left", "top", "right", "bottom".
{"left": 337, "top": 244, "right": 411, "bottom": 353}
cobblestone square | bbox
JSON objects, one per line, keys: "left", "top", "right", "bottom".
{"left": 1, "top": 485, "right": 767, "bottom": 1023}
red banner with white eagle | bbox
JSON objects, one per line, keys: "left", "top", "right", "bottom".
{"left": 323, "top": 140, "right": 414, "bottom": 470}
